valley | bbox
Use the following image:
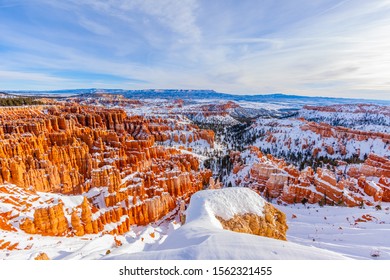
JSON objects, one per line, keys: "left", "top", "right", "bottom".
{"left": 1, "top": 91, "right": 389, "bottom": 260}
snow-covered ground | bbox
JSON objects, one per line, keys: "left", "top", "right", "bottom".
{"left": 279, "top": 203, "right": 390, "bottom": 260}
{"left": 0, "top": 210, "right": 181, "bottom": 260}
{"left": 107, "top": 188, "right": 346, "bottom": 260}
{"left": 4, "top": 188, "right": 389, "bottom": 260}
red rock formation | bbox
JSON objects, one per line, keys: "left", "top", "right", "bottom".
{"left": 34, "top": 252, "right": 50, "bottom": 260}
{"left": 313, "top": 148, "right": 321, "bottom": 158}
{"left": 346, "top": 154, "right": 390, "bottom": 202}
{"left": 0, "top": 240, "right": 19, "bottom": 250}
{"left": 32, "top": 203, "right": 68, "bottom": 236}
{"left": 19, "top": 218, "right": 36, "bottom": 234}
{"left": 230, "top": 147, "right": 389, "bottom": 206}
{"left": 378, "top": 176, "right": 390, "bottom": 201}
{"left": 0, "top": 105, "right": 213, "bottom": 237}
{"left": 216, "top": 203, "right": 288, "bottom": 241}
{"left": 325, "top": 145, "right": 335, "bottom": 155}
{"left": 71, "top": 211, "right": 84, "bottom": 236}
{"left": 265, "top": 173, "right": 288, "bottom": 198}
{"left": 0, "top": 213, "right": 17, "bottom": 232}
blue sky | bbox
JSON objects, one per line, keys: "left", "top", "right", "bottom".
{"left": 1, "top": 0, "right": 390, "bottom": 100}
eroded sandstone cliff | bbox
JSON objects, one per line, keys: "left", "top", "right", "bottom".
{"left": 0, "top": 105, "right": 213, "bottom": 236}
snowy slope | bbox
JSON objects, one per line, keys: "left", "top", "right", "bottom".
{"left": 280, "top": 204, "right": 390, "bottom": 260}
{"left": 0, "top": 209, "right": 182, "bottom": 260}
{"left": 248, "top": 118, "right": 390, "bottom": 162}
{"left": 107, "top": 188, "right": 347, "bottom": 260}
{"left": 299, "top": 104, "right": 390, "bottom": 133}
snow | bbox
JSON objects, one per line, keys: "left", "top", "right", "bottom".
{"left": 249, "top": 118, "right": 390, "bottom": 161}
{"left": 43, "top": 193, "right": 84, "bottom": 209}
{"left": 108, "top": 225, "right": 347, "bottom": 260}
{"left": 279, "top": 203, "right": 390, "bottom": 259}
{"left": 107, "top": 188, "right": 347, "bottom": 260}
{"left": 190, "top": 113, "right": 240, "bottom": 126}
{"left": 366, "top": 181, "right": 382, "bottom": 192}
{"left": 236, "top": 101, "right": 287, "bottom": 110}
{"left": 186, "top": 188, "right": 265, "bottom": 222}
{"left": 0, "top": 208, "right": 182, "bottom": 260}
{"left": 1, "top": 185, "right": 389, "bottom": 260}
{"left": 1, "top": 187, "right": 356, "bottom": 260}
{"left": 299, "top": 105, "right": 390, "bottom": 133}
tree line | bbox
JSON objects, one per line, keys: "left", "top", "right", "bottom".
{"left": 0, "top": 97, "right": 43, "bottom": 106}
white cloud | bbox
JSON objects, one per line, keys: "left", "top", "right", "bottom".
{"left": 193, "top": 0, "right": 390, "bottom": 99}
{"left": 78, "top": 17, "right": 111, "bottom": 35}
{"left": 1, "top": 0, "right": 390, "bottom": 100}
{"left": 56, "top": 0, "right": 201, "bottom": 41}
{"left": 0, "top": 69, "right": 66, "bottom": 83}
{"left": 131, "top": 0, "right": 201, "bottom": 41}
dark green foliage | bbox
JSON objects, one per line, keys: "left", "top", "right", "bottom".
{"left": 0, "top": 97, "right": 43, "bottom": 106}
{"left": 318, "top": 194, "right": 327, "bottom": 207}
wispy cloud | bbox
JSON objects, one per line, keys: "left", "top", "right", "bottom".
{"left": 77, "top": 17, "right": 111, "bottom": 35}
{"left": 0, "top": 0, "right": 390, "bottom": 100}
{"left": 47, "top": 0, "right": 201, "bottom": 42}
{"left": 0, "top": 70, "right": 66, "bottom": 82}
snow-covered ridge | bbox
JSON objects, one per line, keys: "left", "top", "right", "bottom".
{"left": 299, "top": 104, "right": 390, "bottom": 133}
{"left": 247, "top": 118, "right": 390, "bottom": 163}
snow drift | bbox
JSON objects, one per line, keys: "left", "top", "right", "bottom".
{"left": 108, "top": 188, "right": 347, "bottom": 259}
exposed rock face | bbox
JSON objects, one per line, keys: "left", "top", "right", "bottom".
{"left": 0, "top": 214, "right": 16, "bottom": 232}
{"left": 32, "top": 203, "right": 68, "bottom": 236}
{"left": 229, "top": 147, "right": 390, "bottom": 206}
{"left": 348, "top": 154, "right": 390, "bottom": 178}
{"left": 34, "top": 252, "right": 50, "bottom": 260}
{"left": 216, "top": 203, "right": 288, "bottom": 240}
{"left": 0, "top": 105, "right": 213, "bottom": 236}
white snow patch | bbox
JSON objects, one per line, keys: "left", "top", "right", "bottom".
{"left": 186, "top": 188, "right": 265, "bottom": 222}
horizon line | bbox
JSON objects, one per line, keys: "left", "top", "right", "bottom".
{"left": 2, "top": 88, "right": 390, "bottom": 103}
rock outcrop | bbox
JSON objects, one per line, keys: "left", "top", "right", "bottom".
{"left": 34, "top": 252, "right": 50, "bottom": 260}
{"left": 186, "top": 188, "right": 288, "bottom": 241}
{"left": 216, "top": 203, "right": 288, "bottom": 240}
{"left": 29, "top": 203, "right": 68, "bottom": 236}
{"left": 348, "top": 154, "right": 390, "bottom": 178}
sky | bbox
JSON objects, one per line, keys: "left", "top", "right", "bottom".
{"left": 1, "top": 0, "right": 390, "bottom": 100}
